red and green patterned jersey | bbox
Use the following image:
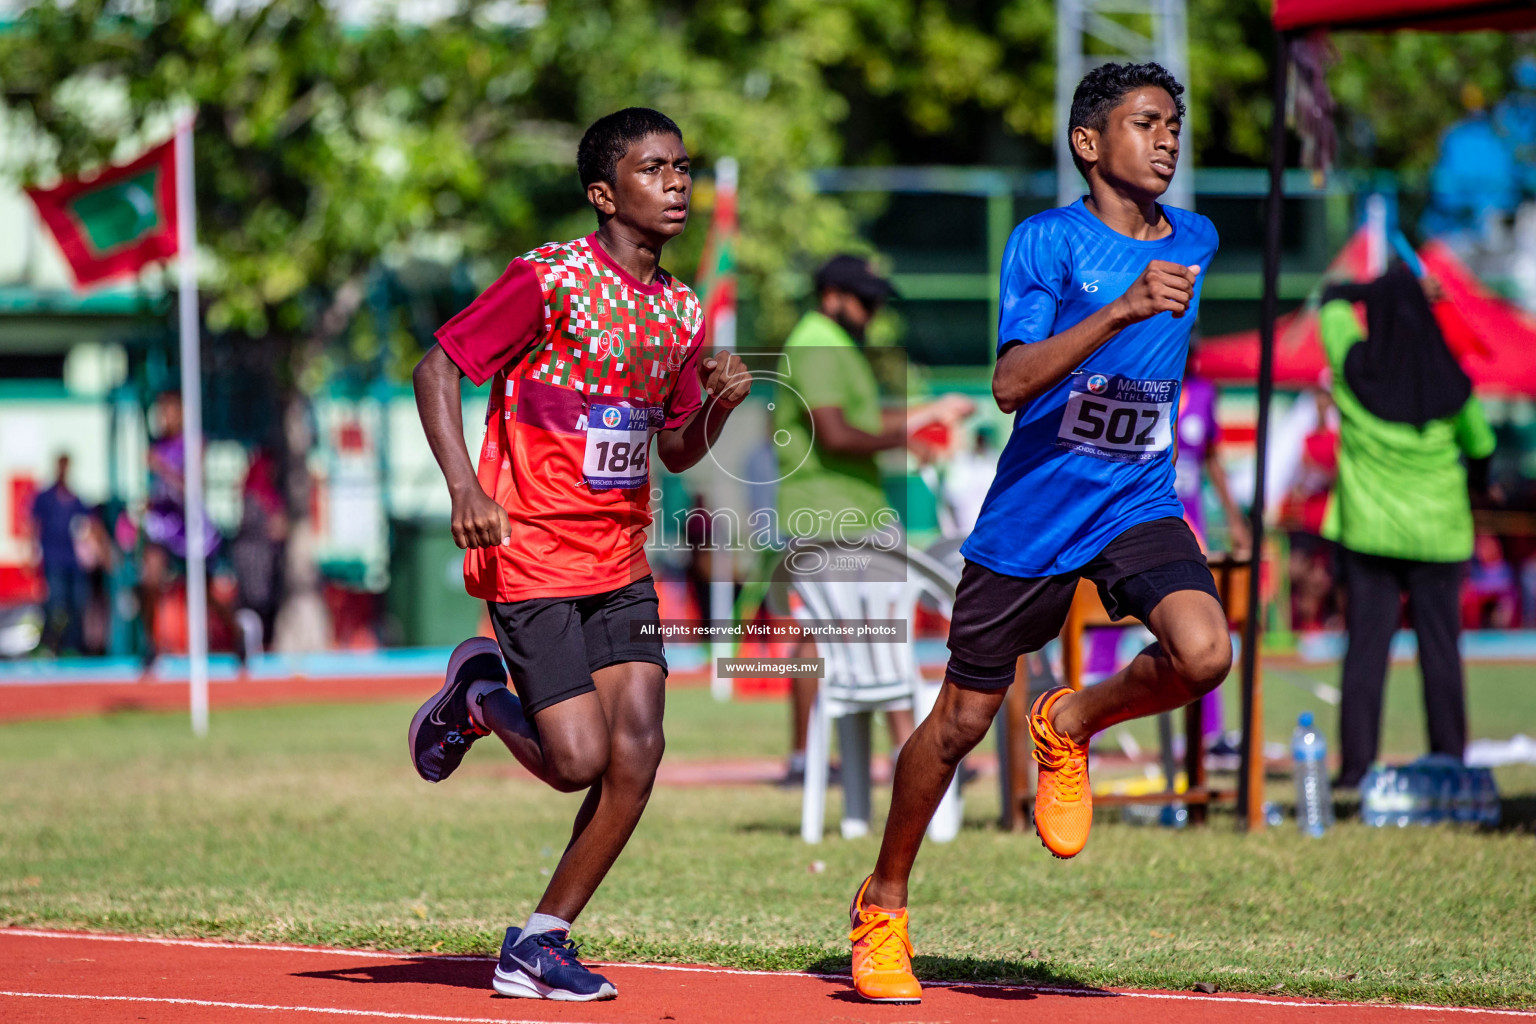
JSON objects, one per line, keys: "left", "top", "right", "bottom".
{"left": 435, "top": 233, "right": 705, "bottom": 602}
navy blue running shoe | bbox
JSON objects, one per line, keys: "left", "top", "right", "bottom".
{"left": 408, "top": 637, "right": 505, "bottom": 783}
{"left": 493, "top": 926, "right": 617, "bottom": 1001}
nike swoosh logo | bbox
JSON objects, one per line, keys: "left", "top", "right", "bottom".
{"left": 512, "top": 955, "right": 543, "bottom": 979}
{"left": 431, "top": 651, "right": 503, "bottom": 726}
{"left": 426, "top": 689, "right": 455, "bottom": 728}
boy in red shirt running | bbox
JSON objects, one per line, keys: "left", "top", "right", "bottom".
{"left": 408, "top": 107, "right": 751, "bottom": 1002}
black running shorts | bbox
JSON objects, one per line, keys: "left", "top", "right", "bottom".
{"left": 945, "top": 517, "right": 1220, "bottom": 689}
{"left": 486, "top": 576, "right": 667, "bottom": 716}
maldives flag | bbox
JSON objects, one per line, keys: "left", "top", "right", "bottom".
{"left": 25, "top": 137, "right": 179, "bottom": 287}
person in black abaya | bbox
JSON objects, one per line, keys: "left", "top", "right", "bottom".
{"left": 1318, "top": 264, "right": 1496, "bottom": 789}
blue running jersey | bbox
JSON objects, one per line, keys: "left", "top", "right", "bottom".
{"left": 961, "top": 199, "right": 1219, "bottom": 578}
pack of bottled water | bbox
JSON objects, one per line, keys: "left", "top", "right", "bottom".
{"left": 1360, "top": 755, "right": 1501, "bottom": 827}
{"left": 1120, "top": 802, "right": 1189, "bottom": 828}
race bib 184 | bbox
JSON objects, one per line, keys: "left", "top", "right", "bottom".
{"left": 583, "top": 404, "right": 663, "bottom": 490}
{"left": 1055, "top": 373, "right": 1177, "bottom": 463}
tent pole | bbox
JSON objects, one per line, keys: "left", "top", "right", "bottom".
{"left": 1238, "top": 29, "right": 1290, "bottom": 829}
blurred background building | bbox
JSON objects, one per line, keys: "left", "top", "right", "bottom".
{"left": 1, "top": 0, "right": 1534, "bottom": 663}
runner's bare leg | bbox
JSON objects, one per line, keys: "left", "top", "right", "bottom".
{"left": 1048, "top": 590, "right": 1230, "bottom": 744}
{"left": 529, "top": 662, "right": 666, "bottom": 923}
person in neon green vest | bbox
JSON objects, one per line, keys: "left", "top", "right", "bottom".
{"left": 773, "top": 255, "right": 972, "bottom": 785}
{"left": 1318, "top": 265, "right": 1496, "bottom": 789}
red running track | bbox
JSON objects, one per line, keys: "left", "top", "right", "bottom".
{"left": 0, "top": 677, "right": 446, "bottom": 724}
{"left": 3, "top": 930, "right": 1531, "bottom": 1024}
{"left": 0, "top": 671, "right": 713, "bottom": 725}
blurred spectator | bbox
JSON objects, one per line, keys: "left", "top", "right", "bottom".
{"left": 1521, "top": 552, "right": 1536, "bottom": 627}
{"left": 744, "top": 418, "right": 783, "bottom": 548}
{"left": 76, "top": 503, "right": 117, "bottom": 655}
{"left": 1283, "top": 390, "right": 1342, "bottom": 631}
{"left": 143, "top": 391, "right": 221, "bottom": 565}
{"left": 682, "top": 490, "right": 716, "bottom": 628}
{"left": 140, "top": 391, "right": 235, "bottom": 662}
{"left": 1176, "top": 356, "right": 1250, "bottom": 750}
{"left": 231, "top": 448, "right": 288, "bottom": 649}
{"left": 1176, "top": 356, "right": 1251, "bottom": 556}
{"left": 1493, "top": 55, "right": 1536, "bottom": 194}
{"left": 1289, "top": 544, "right": 1340, "bottom": 634}
{"left": 1463, "top": 533, "right": 1518, "bottom": 629}
{"left": 1421, "top": 83, "right": 1520, "bottom": 241}
{"left": 939, "top": 425, "right": 999, "bottom": 537}
{"left": 1281, "top": 390, "right": 1340, "bottom": 538}
{"left": 30, "top": 454, "right": 88, "bottom": 654}
{"left": 1319, "top": 266, "right": 1496, "bottom": 790}
{"left": 773, "top": 254, "right": 972, "bottom": 784}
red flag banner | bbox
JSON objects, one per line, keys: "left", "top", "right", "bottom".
{"left": 25, "top": 137, "right": 179, "bottom": 287}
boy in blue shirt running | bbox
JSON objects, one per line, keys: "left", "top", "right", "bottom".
{"left": 847, "top": 62, "right": 1233, "bottom": 1004}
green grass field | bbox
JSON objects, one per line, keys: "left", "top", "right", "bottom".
{"left": 1, "top": 663, "right": 1534, "bottom": 1008}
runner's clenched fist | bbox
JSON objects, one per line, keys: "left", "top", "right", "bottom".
{"left": 450, "top": 483, "right": 511, "bottom": 549}
{"left": 1114, "top": 260, "right": 1201, "bottom": 322}
{"left": 700, "top": 350, "right": 753, "bottom": 408}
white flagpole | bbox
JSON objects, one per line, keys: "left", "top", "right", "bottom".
{"left": 175, "top": 110, "right": 210, "bottom": 737}
{"left": 709, "top": 157, "right": 738, "bottom": 703}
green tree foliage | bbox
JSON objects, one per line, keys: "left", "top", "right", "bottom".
{"left": 1329, "top": 30, "right": 1533, "bottom": 173}
{"left": 2, "top": 0, "right": 1528, "bottom": 356}
{"left": 0, "top": 0, "right": 868, "bottom": 357}
{"left": 377, "top": 0, "right": 869, "bottom": 349}
{"left": 810, "top": 0, "right": 1527, "bottom": 175}
{"left": 2, "top": 1, "right": 426, "bottom": 358}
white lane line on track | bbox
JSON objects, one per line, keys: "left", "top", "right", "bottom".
{"left": 0, "top": 928, "right": 485, "bottom": 961}
{"left": 5, "top": 929, "right": 1535, "bottom": 1017}
{"left": 586, "top": 963, "right": 1536, "bottom": 1017}
{"left": 0, "top": 990, "right": 601, "bottom": 1023}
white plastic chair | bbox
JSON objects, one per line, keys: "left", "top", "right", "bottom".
{"left": 780, "top": 542, "right": 964, "bottom": 843}
{"left": 925, "top": 535, "right": 1063, "bottom": 829}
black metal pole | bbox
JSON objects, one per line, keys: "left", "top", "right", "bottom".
{"left": 1238, "top": 29, "right": 1291, "bottom": 828}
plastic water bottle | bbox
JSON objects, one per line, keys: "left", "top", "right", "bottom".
{"left": 1292, "top": 712, "right": 1333, "bottom": 836}
{"left": 1158, "top": 803, "right": 1189, "bottom": 829}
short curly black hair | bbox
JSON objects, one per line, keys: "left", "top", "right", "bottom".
{"left": 577, "top": 107, "right": 683, "bottom": 192}
{"left": 1068, "top": 62, "right": 1186, "bottom": 178}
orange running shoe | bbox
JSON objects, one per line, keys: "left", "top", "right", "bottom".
{"left": 1030, "top": 687, "right": 1092, "bottom": 859}
{"left": 848, "top": 876, "right": 921, "bottom": 1004}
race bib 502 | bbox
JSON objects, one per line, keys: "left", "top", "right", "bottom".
{"left": 583, "top": 404, "right": 663, "bottom": 490}
{"left": 1055, "top": 373, "right": 1176, "bottom": 463}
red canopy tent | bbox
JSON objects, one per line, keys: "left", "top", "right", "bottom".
{"left": 1194, "top": 232, "right": 1536, "bottom": 397}
{"left": 1420, "top": 241, "right": 1536, "bottom": 396}
{"left": 1195, "top": 227, "right": 1371, "bottom": 387}
{"left": 1233, "top": 0, "right": 1536, "bottom": 826}
{"left": 1276, "top": 0, "right": 1536, "bottom": 33}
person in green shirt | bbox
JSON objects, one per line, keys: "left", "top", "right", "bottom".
{"left": 1318, "top": 265, "right": 1496, "bottom": 789}
{"left": 773, "top": 255, "right": 972, "bottom": 784}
